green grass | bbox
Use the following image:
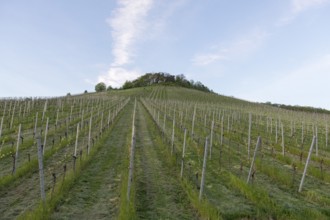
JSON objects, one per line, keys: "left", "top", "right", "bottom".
{"left": 2, "top": 85, "right": 330, "bottom": 219}
{"left": 139, "top": 85, "right": 330, "bottom": 219}
{"left": 18, "top": 100, "right": 130, "bottom": 219}
{"left": 141, "top": 99, "right": 221, "bottom": 219}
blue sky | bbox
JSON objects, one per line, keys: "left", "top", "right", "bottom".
{"left": 1, "top": 0, "right": 330, "bottom": 109}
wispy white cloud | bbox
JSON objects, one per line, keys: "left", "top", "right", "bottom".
{"left": 107, "top": 0, "right": 154, "bottom": 66}
{"left": 278, "top": 0, "right": 329, "bottom": 26}
{"left": 98, "top": 0, "right": 154, "bottom": 87}
{"left": 98, "top": 0, "right": 189, "bottom": 87}
{"left": 192, "top": 29, "right": 268, "bottom": 66}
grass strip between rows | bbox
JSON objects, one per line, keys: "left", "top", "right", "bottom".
{"left": 18, "top": 101, "right": 129, "bottom": 220}
{"left": 141, "top": 99, "right": 221, "bottom": 220}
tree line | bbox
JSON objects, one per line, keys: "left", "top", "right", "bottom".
{"left": 121, "top": 72, "right": 212, "bottom": 93}
{"left": 264, "top": 102, "right": 330, "bottom": 114}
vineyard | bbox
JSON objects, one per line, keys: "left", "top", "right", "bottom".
{"left": 1, "top": 86, "right": 330, "bottom": 219}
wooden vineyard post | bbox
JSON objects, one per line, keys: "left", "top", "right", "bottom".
{"left": 43, "top": 117, "right": 49, "bottom": 155}
{"left": 8, "top": 101, "right": 12, "bottom": 119}
{"left": 10, "top": 102, "right": 16, "bottom": 130}
{"left": 180, "top": 128, "right": 187, "bottom": 178}
{"left": 22, "top": 102, "right": 26, "bottom": 119}
{"left": 275, "top": 120, "right": 278, "bottom": 144}
{"left": 107, "top": 110, "right": 111, "bottom": 127}
{"left": 34, "top": 112, "right": 38, "bottom": 137}
{"left": 18, "top": 102, "right": 22, "bottom": 119}
{"left": 315, "top": 126, "right": 318, "bottom": 157}
{"left": 248, "top": 113, "right": 252, "bottom": 161}
{"left": 247, "top": 136, "right": 261, "bottom": 184}
{"left": 70, "top": 105, "right": 73, "bottom": 122}
{"left": 301, "top": 122, "right": 304, "bottom": 145}
{"left": 55, "top": 109, "right": 59, "bottom": 129}
{"left": 100, "top": 112, "right": 103, "bottom": 135}
{"left": 171, "top": 114, "right": 175, "bottom": 155}
{"left": 73, "top": 123, "right": 79, "bottom": 172}
{"left": 81, "top": 109, "right": 84, "bottom": 129}
{"left": 127, "top": 99, "right": 136, "bottom": 202}
{"left": 209, "top": 120, "right": 214, "bottom": 159}
{"left": 74, "top": 123, "right": 80, "bottom": 156}
{"left": 180, "top": 110, "right": 183, "bottom": 128}
{"left": 326, "top": 123, "right": 328, "bottom": 148}
{"left": 199, "top": 137, "right": 209, "bottom": 202}
{"left": 37, "top": 137, "right": 46, "bottom": 203}
{"left": 220, "top": 115, "right": 224, "bottom": 146}
{"left": 13, "top": 124, "right": 21, "bottom": 174}
{"left": 191, "top": 105, "right": 196, "bottom": 137}
{"left": 299, "top": 136, "right": 316, "bottom": 192}
{"left": 281, "top": 123, "right": 285, "bottom": 156}
{"left": 88, "top": 116, "right": 92, "bottom": 155}
{"left": 42, "top": 100, "right": 47, "bottom": 122}
{"left": 0, "top": 116, "right": 3, "bottom": 138}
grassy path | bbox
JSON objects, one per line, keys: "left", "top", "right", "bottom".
{"left": 134, "top": 101, "right": 200, "bottom": 219}
{"left": 49, "top": 102, "right": 133, "bottom": 219}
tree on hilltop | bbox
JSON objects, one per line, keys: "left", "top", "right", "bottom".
{"left": 95, "top": 82, "right": 106, "bottom": 92}
{"left": 120, "top": 72, "right": 212, "bottom": 93}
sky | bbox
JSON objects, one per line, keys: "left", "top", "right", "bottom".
{"left": 1, "top": 0, "right": 330, "bottom": 109}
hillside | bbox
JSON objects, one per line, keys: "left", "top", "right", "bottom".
{"left": 117, "top": 73, "right": 328, "bottom": 114}
{"left": 1, "top": 85, "right": 330, "bottom": 219}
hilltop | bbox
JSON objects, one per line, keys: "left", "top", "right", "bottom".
{"left": 120, "top": 72, "right": 212, "bottom": 93}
